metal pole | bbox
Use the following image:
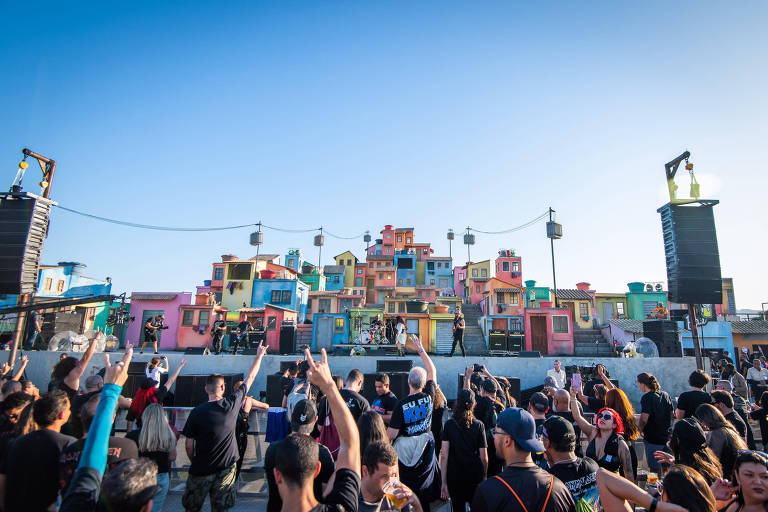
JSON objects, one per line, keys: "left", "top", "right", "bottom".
{"left": 9, "top": 294, "right": 29, "bottom": 365}
{"left": 689, "top": 303, "right": 704, "bottom": 371}
{"left": 549, "top": 208, "right": 559, "bottom": 308}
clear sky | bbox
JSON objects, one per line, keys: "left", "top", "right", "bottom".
{"left": 1, "top": 1, "right": 766, "bottom": 309}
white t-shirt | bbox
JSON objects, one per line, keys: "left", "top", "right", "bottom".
{"left": 747, "top": 367, "right": 768, "bottom": 382}
{"left": 145, "top": 363, "right": 168, "bottom": 384}
{"left": 546, "top": 368, "right": 567, "bottom": 389}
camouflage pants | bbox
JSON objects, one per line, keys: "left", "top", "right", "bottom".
{"left": 182, "top": 463, "right": 237, "bottom": 512}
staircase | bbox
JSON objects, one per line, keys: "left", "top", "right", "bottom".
{"left": 573, "top": 328, "right": 615, "bottom": 357}
{"left": 460, "top": 304, "right": 489, "bottom": 356}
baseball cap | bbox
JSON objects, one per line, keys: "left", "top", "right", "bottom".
{"left": 529, "top": 392, "right": 549, "bottom": 413}
{"left": 482, "top": 378, "right": 498, "bottom": 394}
{"left": 290, "top": 399, "right": 317, "bottom": 430}
{"left": 542, "top": 415, "right": 575, "bottom": 445}
{"left": 543, "top": 376, "right": 557, "bottom": 388}
{"left": 496, "top": 408, "right": 545, "bottom": 453}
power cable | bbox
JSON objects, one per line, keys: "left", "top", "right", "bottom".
{"left": 468, "top": 211, "right": 550, "bottom": 234}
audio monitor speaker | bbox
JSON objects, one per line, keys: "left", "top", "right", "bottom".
{"left": 376, "top": 359, "right": 413, "bottom": 373}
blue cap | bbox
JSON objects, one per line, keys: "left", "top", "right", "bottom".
{"left": 495, "top": 407, "right": 545, "bottom": 453}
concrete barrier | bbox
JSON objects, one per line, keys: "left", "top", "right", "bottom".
{"left": 18, "top": 351, "right": 703, "bottom": 407}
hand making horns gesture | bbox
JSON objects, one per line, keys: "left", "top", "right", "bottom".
{"left": 304, "top": 347, "right": 334, "bottom": 390}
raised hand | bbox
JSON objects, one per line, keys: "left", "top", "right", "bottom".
{"left": 178, "top": 359, "right": 187, "bottom": 368}
{"left": 103, "top": 353, "right": 111, "bottom": 368}
{"left": 105, "top": 345, "right": 133, "bottom": 387}
{"left": 304, "top": 347, "right": 333, "bottom": 390}
{"left": 711, "top": 478, "right": 737, "bottom": 501}
{"left": 257, "top": 342, "right": 268, "bottom": 358}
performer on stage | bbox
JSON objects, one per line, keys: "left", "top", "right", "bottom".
{"left": 140, "top": 315, "right": 167, "bottom": 354}
{"left": 232, "top": 317, "right": 252, "bottom": 354}
{"left": 210, "top": 314, "right": 227, "bottom": 355}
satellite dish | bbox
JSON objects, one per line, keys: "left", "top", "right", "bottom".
{"left": 645, "top": 284, "right": 653, "bottom": 292}
{"left": 655, "top": 283, "right": 663, "bottom": 292}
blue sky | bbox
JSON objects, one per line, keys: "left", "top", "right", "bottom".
{"left": 1, "top": 1, "right": 766, "bottom": 308}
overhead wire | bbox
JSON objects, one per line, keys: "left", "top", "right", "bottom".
{"left": 468, "top": 211, "right": 550, "bottom": 234}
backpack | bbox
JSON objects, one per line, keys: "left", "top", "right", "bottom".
{"left": 318, "top": 399, "right": 341, "bottom": 460}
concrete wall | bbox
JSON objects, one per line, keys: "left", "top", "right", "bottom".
{"left": 21, "top": 352, "right": 701, "bottom": 409}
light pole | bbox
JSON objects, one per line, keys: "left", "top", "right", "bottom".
{"left": 447, "top": 229, "right": 454, "bottom": 259}
{"left": 463, "top": 228, "right": 475, "bottom": 265}
{"left": 546, "top": 207, "right": 562, "bottom": 308}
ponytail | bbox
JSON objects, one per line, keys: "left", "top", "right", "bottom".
{"left": 637, "top": 372, "right": 660, "bottom": 392}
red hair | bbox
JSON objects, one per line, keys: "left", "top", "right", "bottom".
{"left": 595, "top": 407, "right": 624, "bottom": 436}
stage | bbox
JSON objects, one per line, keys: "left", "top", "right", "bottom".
{"left": 18, "top": 350, "right": 702, "bottom": 405}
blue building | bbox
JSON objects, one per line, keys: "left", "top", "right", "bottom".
{"left": 323, "top": 265, "right": 345, "bottom": 291}
{"left": 283, "top": 249, "right": 304, "bottom": 273}
{"left": 312, "top": 313, "right": 350, "bottom": 351}
{"left": 37, "top": 262, "right": 112, "bottom": 299}
{"left": 425, "top": 256, "right": 453, "bottom": 294}
{"left": 678, "top": 320, "right": 735, "bottom": 357}
{"left": 394, "top": 250, "right": 417, "bottom": 287}
{"left": 251, "top": 278, "right": 310, "bottom": 322}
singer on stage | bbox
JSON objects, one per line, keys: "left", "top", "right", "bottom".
{"left": 210, "top": 314, "right": 227, "bottom": 354}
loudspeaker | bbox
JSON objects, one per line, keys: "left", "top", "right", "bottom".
{"left": 519, "top": 350, "right": 542, "bottom": 358}
{"left": 128, "top": 361, "right": 148, "bottom": 374}
{"left": 266, "top": 373, "right": 287, "bottom": 407}
{"left": 507, "top": 334, "right": 524, "bottom": 353}
{"left": 174, "top": 373, "right": 244, "bottom": 407}
{"left": 279, "top": 324, "right": 296, "bottom": 355}
{"left": 0, "top": 193, "right": 54, "bottom": 295}
{"left": 659, "top": 203, "right": 722, "bottom": 304}
{"left": 376, "top": 360, "right": 413, "bottom": 373}
{"left": 643, "top": 320, "right": 682, "bottom": 357}
{"left": 362, "top": 372, "right": 410, "bottom": 404}
{"left": 489, "top": 330, "right": 506, "bottom": 351}
{"left": 184, "top": 347, "right": 211, "bottom": 355}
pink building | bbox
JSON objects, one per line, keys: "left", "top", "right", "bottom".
{"left": 127, "top": 292, "right": 193, "bottom": 349}
{"left": 453, "top": 265, "right": 467, "bottom": 301}
{"left": 524, "top": 306, "right": 575, "bottom": 355}
{"left": 494, "top": 250, "right": 523, "bottom": 287}
{"left": 177, "top": 303, "right": 228, "bottom": 350}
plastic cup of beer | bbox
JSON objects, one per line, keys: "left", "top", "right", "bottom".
{"left": 383, "top": 479, "right": 409, "bottom": 510}
{"left": 647, "top": 472, "right": 659, "bottom": 485}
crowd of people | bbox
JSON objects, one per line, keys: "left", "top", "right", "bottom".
{"left": 2, "top": 337, "right": 768, "bottom": 512}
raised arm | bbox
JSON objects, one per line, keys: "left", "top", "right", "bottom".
{"left": 596, "top": 469, "right": 685, "bottom": 512}
{"left": 408, "top": 335, "right": 436, "bottom": 384}
{"left": 11, "top": 355, "right": 28, "bottom": 381}
{"left": 570, "top": 389, "right": 594, "bottom": 436}
{"left": 64, "top": 337, "right": 99, "bottom": 390}
{"left": 481, "top": 367, "right": 501, "bottom": 391}
{"left": 597, "top": 365, "right": 615, "bottom": 390}
{"left": 306, "top": 348, "right": 360, "bottom": 476}
{"left": 243, "top": 343, "right": 268, "bottom": 392}
{"left": 463, "top": 366, "right": 473, "bottom": 391}
{"left": 440, "top": 441, "right": 450, "bottom": 501}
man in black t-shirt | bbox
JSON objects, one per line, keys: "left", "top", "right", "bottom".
{"left": 24, "top": 310, "right": 43, "bottom": 350}
{"left": 0, "top": 391, "right": 76, "bottom": 511}
{"left": 711, "top": 390, "right": 748, "bottom": 441}
{"left": 210, "top": 314, "right": 227, "bottom": 355}
{"left": 274, "top": 348, "right": 360, "bottom": 512}
{"left": 371, "top": 373, "right": 398, "bottom": 425}
{"left": 542, "top": 415, "right": 599, "bottom": 510}
{"left": 675, "top": 370, "right": 712, "bottom": 419}
{"left": 638, "top": 385, "right": 673, "bottom": 472}
{"left": 472, "top": 408, "right": 576, "bottom": 512}
{"left": 340, "top": 369, "right": 371, "bottom": 422}
{"left": 182, "top": 345, "right": 267, "bottom": 511}
{"left": 60, "top": 393, "right": 139, "bottom": 491}
{"left": 264, "top": 399, "right": 335, "bottom": 512}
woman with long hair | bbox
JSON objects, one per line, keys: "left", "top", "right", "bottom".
{"left": 637, "top": 372, "right": 674, "bottom": 474}
{"left": 654, "top": 417, "right": 722, "bottom": 484}
{"left": 145, "top": 356, "right": 169, "bottom": 386}
{"left": 48, "top": 339, "right": 98, "bottom": 401}
{"left": 128, "top": 403, "right": 177, "bottom": 512}
{"left": 695, "top": 403, "right": 746, "bottom": 479}
{"left": 597, "top": 464, "right": 716, "bottom": 512}
{"left": 571, "top": 398, "right": 634, "bottom": 482}
{"left": 440, "top": 389, "right": 488, "bottom": 512}
{"left": 431, "top": 384, "right": 447, "bottom": 458}
{"left": 718, "top": 451, "right": 768, "bottom": 512}
{"left": 357, "top": 410, "right": 388, "bottom": 456}
{"left": 606, "top": 387, "right": 640, "bottom": 478}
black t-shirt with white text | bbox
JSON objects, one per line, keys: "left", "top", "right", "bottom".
{"left": 371, "top": 391, "right": 399, "bottom": 417}
{"left": 677, "top": 390, "right": 712, "bottom": 418}
{"left": 640, "top": 391, "right": 673, "bottom": 445}
{"left": 472, "top": 464, "right": 576, "bottom": 512}
{"left": 389, "top": 380, "right": 436, "bottom": 438}
{"left": 182, "top": 384, "right": 245, "bottom": 476}
{"left": 60, "top": 436, "right": 138, "bottom": 490}
{"left": 547, "top": 457, "right": 600, "bottom": 509}
{"left": 340, "top": 389, "right": 371, "bottom": 423}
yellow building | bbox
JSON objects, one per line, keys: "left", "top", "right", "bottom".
{"left": 334, "top": 251, "right": 359, "bottom": 288}
{"left": 554, "top": 288, "right": 595, "bottom": 329}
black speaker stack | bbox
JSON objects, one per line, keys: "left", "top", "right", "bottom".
{"left": 376, "top": 359, "right": 413, "bottom": 373}
{"left": 362, "top": 372, "right": 410, "bottom": 404}
{"left": 643, "top": 320, "right": 682, "bottom": 358}
{"left": 279, "top": 323, "right": 297, "bottom": 354}
{"left": 174, "top": 373, "right": 244, "bottom": 407}
{"left": 658, "top": 203, "right": 722, "bottom": 305}
{"left": 0, "top": 193, "right": 55, "bottom": 294}
{"left": 488, "top": 330, "right": 525, "bottom": 354}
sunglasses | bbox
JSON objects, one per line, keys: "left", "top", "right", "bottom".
{"left": 492, "top": 428, "right": 510, "bottom": 437}
{"left": 7, "top": 413, "right": 18, "bottom": 421}
{"left": 597, "top": 413, "right": 614, "bottom": 421}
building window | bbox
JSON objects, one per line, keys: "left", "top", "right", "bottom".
{"left": 198, "top": 310, "right": 211, "bottom": 326}
{"left": 509, "top": 318, "right": 523, "bottom": 332}
{"left": 43, "top": 277, "right": 52, "bottom": 291}
{"left": 398, "top": 302, "right": 406, "bottom": 313}
{"left": 355, "top": 277, "right": 363, "bottom": 287}
{"left": 502, "top": 261, "right": 510, "bottom": 272}
{"left": 510, "top": 292, "right": 520, "bottom": 305}
{"left": 497, "top": 292, "right": 505, "bottom": 304}
{"left": 417, "top": 291, "right": 423, "bottom": 298}
{"left": 267, "top": 317, "right": 277, "bottom": 330}
{"left": 378, "top": 273, "right": 384, "bottom": 280}
{"left": 579, "top": 303, "right": 589, "bottom": 317}
{"left": 480, "top": 269, "right": 488, "bottom": 277}
{"left": 553, "top": 315, "right": 569, "bottom": 333}
{"left": 398, "top": 279, "right": 403, "bottom": 286}
{"left": 270, "top": 290, "right": 292, "bottom": 304}
{"left": 385, "top": 234, "right": 391, "bottom": 239}
{"left": 307, "top": 298, "right": 313, "bottom": 310}
{"left": 430, "top": 279, "right": 435, "bottom": 286}
{"left": 213, "top": 267, "right": 224, "bottom": 281}
{"left": 386, "top": 274, "right": 392, "bottom": 280}
{"left": 333, "top": 275, "right": 340, "bottom": 283}
{"left": 182, "top": 310, "right": 194, "bottom": 326}
{"left": 228, "top": 263, "right": 252, "bottom": 280}
{"left": 56, "top": 280, "right": 65, "bottom": 293}
{"left": 512, "top": 262, "right": 520, "bottom": 272}
{"left": 388, "top": 303, "right": 395, "bottom": 313}
{"left": 427, "top": 262, "right": 435, "bottom": 271}
{"left": 616, "top": 302, "right": 625, "bottom": 316}
{"left": 338, "top": 260, "right": 344, "bottom": 266}
{"left": 406, "top": 237, "right": 412, "bottom": 244}
{"left": 406, "top": 279, "right": 411, "bottom": 285}
{"left": 357, "top": 268, "right": 363, "bottom": 274}
{"left": 397, "top": 235, "right": 403, "bottom": 243}
{"left": 318, "top": 299, "right": 331, "bottom": 313}
{"left": 475, "top": 285, "right": 482, "bottom": 293}
{"left": 335, "top": 317, "right": 345, "bottom": 333}
{"left": 472, "top": 269, "right": 478, "bottom": 277}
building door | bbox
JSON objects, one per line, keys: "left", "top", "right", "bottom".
{"left": 563, "top": 302, "right": 576, "bottom": 323}
{"left": 602, "top": 302, "right": 614, "bottom": 324}
{"left": 435, "top": 321, "right": 453, "bottom": 354}
{"left": 530, "top": 316, "right": 548, "bottom": 354}
{"left": 140, "top": 309, "right": 164, "bottom": 343}
{"left": 316, "top": 317, "right": 334, "bottom": 351}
